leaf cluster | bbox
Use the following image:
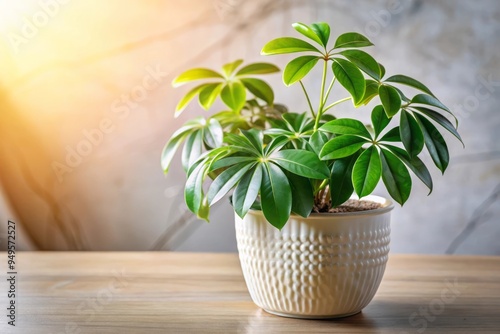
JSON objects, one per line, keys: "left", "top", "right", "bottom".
{"left": 161, "top": 22, "right": 463, "bottom": 229}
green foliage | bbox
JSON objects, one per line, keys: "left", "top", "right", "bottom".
{"left": 320, "top": 135, "right": 367, "bottom": 160}
{"left": 352, "top": 146, "right": 382, "bottom": 198}
{"left": 378, "top": 85, "right": 401, "bottom": 117}
{"left": 399, "top": 110, "right": 424, "bottom": 158}
{"left": 172, "top": 60, "right": 279, "bottom": 116}
{"left": 333, "top": 32, "right": 374, "bottom": 49}
{"left": 371, "top": 105, "right": 390, "bottom": 138}
{"left": 331, "top": 58, "right": 366, "bottom": 105}
{"left": 380, "top": 149, "right": 412, "bottom": 205}
{"left": 340, "top": 50, "right": 381, "bottom": 80}
{"left": 179, "top": 128, "right": 329, "bottom": 228}
{"left": 283, "top": 56, "right": 320, "bottom": 86}
{"left": 162, "top": 21, "right": 463, "bottom": 229}
{"left": 261, "top": 37, "right": 320, "bottom": 55}
{"left": 329, "top": 152, "right": 359, "bottom": 207}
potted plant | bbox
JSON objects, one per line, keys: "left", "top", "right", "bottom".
{"left": 161, "top": 22, "right": 463, "bottom": 318}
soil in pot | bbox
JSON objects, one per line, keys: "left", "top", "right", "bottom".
{"left": 313, "top": 198, "right": 382, "bottom": 213}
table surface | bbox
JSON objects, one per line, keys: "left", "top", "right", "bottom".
{"left": 1, "top": 252, "right": 499, "bottom": 334}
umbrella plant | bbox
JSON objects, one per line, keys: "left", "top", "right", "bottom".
{"left": 161, "top": 22, "right": 463, "bottom": 229}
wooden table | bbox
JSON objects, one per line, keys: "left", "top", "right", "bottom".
{"left": 1, "top": 252, "right": 499, "bottom": 333}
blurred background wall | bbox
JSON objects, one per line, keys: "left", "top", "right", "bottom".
{"left": 0, "top": 0, "right": 499, "bottom": 254}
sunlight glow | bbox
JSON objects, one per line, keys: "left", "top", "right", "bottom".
{"left": 0, "top": 1, "right": 41, "bottom": 32}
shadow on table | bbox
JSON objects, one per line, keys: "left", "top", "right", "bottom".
{"left": 239, "top": 299, "right": 500, "bottom": 333}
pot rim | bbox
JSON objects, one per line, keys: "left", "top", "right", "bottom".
{"left": 245, "top": 194, "right": 394, "bottom": 218}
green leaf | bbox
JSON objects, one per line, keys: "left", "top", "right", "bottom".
{"left": 197, "top": 197, "right": 210, "bottom": 221}
{"left": 198, "top": 83, "right": 223, "bottom": 110}
{"left": 340, "top": 50, "right": 380, "bottom": 80}
{"left": 175, "top": 84, "right": 208, "bottom": 117}
{"left": 235, "top": 63, "right": 280, "bottom": 76}
{"left": 400, "top": 110, "right": 424, "bottom": 158}
{"left": 282, "top": 112, "right": 312, "bottom": 132}
{"left": 415, "top": 114, "right": 449, "bottom": 173}
{"left": 233, "top": 165, "right": 263, "bottom": 218}
{"left": 185, "top": 161, "right": 207, "bottom": 214}
{"left": 222, "top": 59, "right": 243, "bottom": 77}
{"left": 321, "top": 118, "right": 372, "bottom": 139}
{"left": 412, "top": 107, "right": 464, "bottom": 146}
{"left": 260, "top": 162, "right": 292, "bottom": 229}
{"left": 332, "top": 58, "right": 366, "bottom": 104}
{"left": 333, "top": 32, "right": 373, "bottom": 49}
{"left": 182, "top": 130, "right": 203, "bottom": 171}
{"left": 371, "top": 105, "right": 390, "bottom": 138}
{"left": 308, "top": 130, "right": 328, "bottom": 156}
{"left": 187, "top": 146, "right": 232, "bottom": 177}
{"left": 220, "top": 82, "right": 246, "bottom": 111}
{"left": 311, "top": 22, "right": 330, "bottom": 47}
{"left": 352, "top": 146, "right": 381, "bottom": 197}
{"left": 224, "top": 133, "right": 261, "bottom": 155}
{"left": 207, "top": 162, "right": 255, "bottom": 205}
{"left": 292, "top": 22, "right": 324, "bottom": 46}
{"left": 383, "top": 144, "right": 433, "bottom": 194}
{"left": 264, "top": 136, "right": 290, "bottom": 155}
{"left": 356, "top": 79, "right": 379, "bottom": 106}
{"left": 265, "top": 128, "right": 290, "bottom": 137}
{"left": 379, "top": 63, "right": 386, "bottom": 79}
{"left": 411, "top": 94, "right": 457, "bottom": 126}
{"left": 240, "top": 78, "right": 274, "bottom": 104}
{"left": 392, "top": 86, "right": 411, "bottom": 102}
{"left": 161, "top": 132, "right": 190, "bottom": 173}
{"left": 286, "top": 172, "right": 314, "bottom": 217}
{"left": 379, "top": 84, "right": 401, "bottom": 117}
{"left": 241, "top": 129, "right": 264, "bottom": 154}
{"left": 271, "top": 150, "right": 330, "bottom": 179}
{"left": 380, "top": 148, "right": 412, "bottom": 205}
{"left": 283, "top": 56, "right": 320, "bottom": 86}
{"left": 203, "top": 118, "right": 223, "bottom": 149}
{"left": 172, "top": 68, "right": 224, "bottom": 87}
{"left": 385, "top": 74, "right": 435, "bottom": 97}
{"left": 379, "top": 126, "right": 401, "bottom": 142}
{"left": 161, "top": 117, "right": 206, "bottom": 173}
{"left": 261, "top": 37, "right": 321, "bottom": 55}
{"left": 320, "top": 135, "right": 367, "bottom": 160}
{"left": 210, "top": 156, "right": 256, "bottom": 171}
{"left": 330, "top": 152, "right": 359, "bottom": 207}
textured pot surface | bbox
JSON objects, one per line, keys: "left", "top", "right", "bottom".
{"left": 235, "top": 195, "right": 393, "bottom": 319}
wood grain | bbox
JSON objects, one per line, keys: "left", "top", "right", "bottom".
{"left": 1, "top": 252, "right": 499, "bottom": 333}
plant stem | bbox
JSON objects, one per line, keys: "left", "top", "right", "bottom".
{"left": 314, "top": 184, "right": 330, "bottom": 210}
{"left": 314, "top": 60, "right": 329, "bottom": 131}
{"left": 299, "top": 80, "right": 315, "bottom": 118}
{"left": 323, "top": 97, "right": 352, "bottom": 113}
{"left": 318, "top": 60, "right": 328, "bottom": 112}
{"left": 323, "top": 77, "right": 336, "bottom": 106}
{"left": 314, "top": 179, "right": 329, "bottom": 194}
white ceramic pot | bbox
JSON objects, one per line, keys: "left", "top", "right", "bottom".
{"left": 235, "top": 195, "right": 393, "bottom": 319}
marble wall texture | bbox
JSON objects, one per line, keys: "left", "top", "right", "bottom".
{"left": 0, "top": 0, "right": 499, "bottom": 254}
